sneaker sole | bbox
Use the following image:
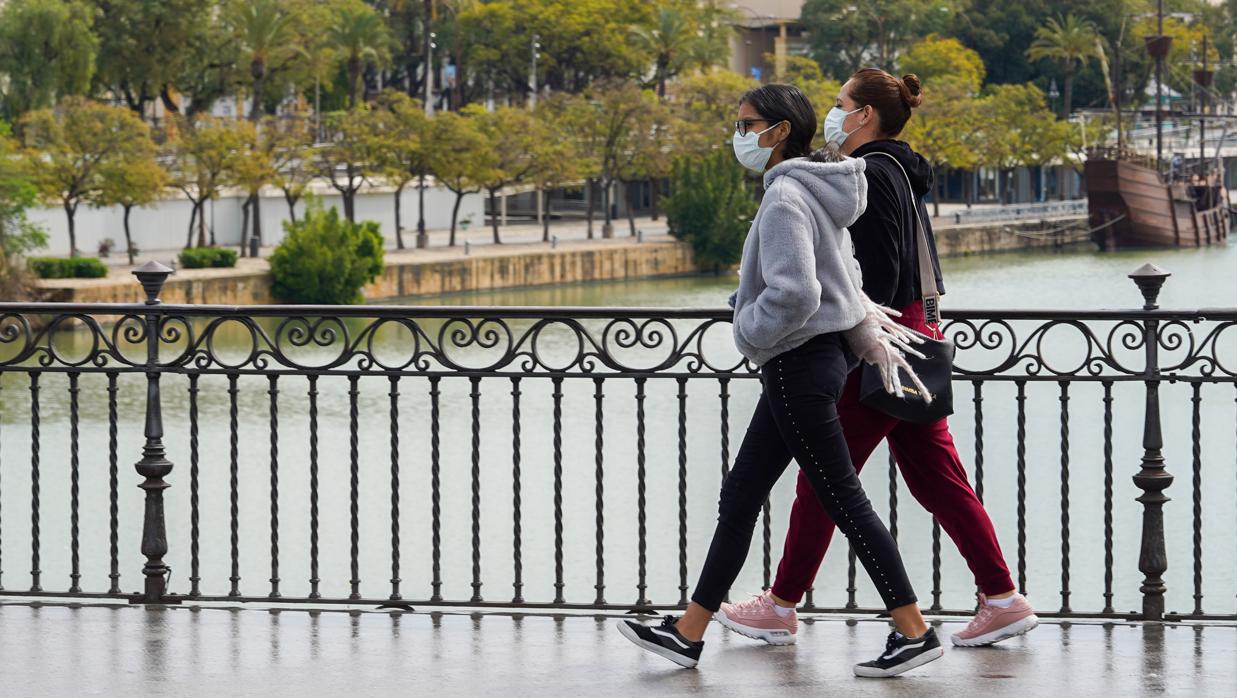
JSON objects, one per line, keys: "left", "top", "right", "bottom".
{"left": 853, "top": 646, "right": 945, "bottom": 678}
{"left": 713, "top": 609, "right": 797, "bottom": 646}
{"left": 616, "top": 621, "right": 699, "bottom": 669}
{"left": 950, "top": 614, "right": 1040, "bottom": 647}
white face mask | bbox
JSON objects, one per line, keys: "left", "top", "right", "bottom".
{"left": 732, "top": 122, "right": 782, "bottom": 172}
{"left": 823, "top": 106, "right": 863, "bottom": 149}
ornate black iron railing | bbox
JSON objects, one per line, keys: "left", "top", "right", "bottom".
{"left": 0, "top": 262, "right": 1233, "bottom": 620}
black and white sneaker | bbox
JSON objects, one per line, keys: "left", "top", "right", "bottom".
{"left": 616, "top": 615, "right": 704, "bottom": 668}
{"left": 853, "top": 627, "right": 944, "bottom": 678}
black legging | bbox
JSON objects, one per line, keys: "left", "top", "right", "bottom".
{"left": 691, "top": 333, "right": 917, "bottom": 612}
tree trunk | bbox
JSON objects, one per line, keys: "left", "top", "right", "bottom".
{"left": 284, "top": 191, "right": 299, "bottom": 224}
{"left": 541, "top": 187, "right": 551, "bottom": 242}
{"left": 198, "top": 199, "right": 208, "bottom": 248}
{"left": 250, "top": 58, "right": 266, "bottom": 122}
{"left": 64, "top": 201, "right": 78, "bottom": 257}
{"left": 417, "top": 174, "right": 427, "bottom": 242}
{"left": 252, "top": 191, "right": 262, "bottom": 250}
{"left": 348, "top": 57, "right": 362, "bottom": 109}
{"left": 625, "top": 180, "right": 637, "bottom": 236}
{"left": 240, "top": 196, "right": 251, "bottom": 256}
{"left": 186, "top": 202, "right": 198, "bottom": 249}
{"left": 394, "top": 183, "right": 406, "bottom": 249}
{"left": 585, "top": 178, "right": 595, "bottom": 239}
{"left": 123, "top": 205, "right": 136, "bottom": 265}
{"left": 343, "top": 189, "right": 356, "bottom": 222}
{"left": 1062, "top": 64, "right": 1074, "bottom": 119}
{"left": 649, "top": 177, "right": 660, "bottom": 221}
{"left": 488, "top": 188, "right": 502, "bottom": 244}
{"left": 449, "top": 191, "right": 463, "bottom": 246}
{"left": 934, "top": 167, "right": 943, "bottom": 218}
{"left": 601, "top": 177, "right": 613, "bottom": 238}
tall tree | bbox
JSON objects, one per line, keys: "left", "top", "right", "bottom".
{"left": 467, "top": 105, "right": 542, "bottom": 244}
{"left": 90, "top": 0, "right": 212, "bottom": 118}
{"left": 427, "top": 110, "right": 491, "bottom": 246}
{"left": 327, "top": 4, "right": 392, "bottom": 108}
{"left": 166, "top": 115, "right": 245, "bottom": 248}
{"left": 228, "top": 119, "right": 278, "bottom": 255}
{"left": 0, "top": 121, "right": 48, "bottom": 298}
{"left": 565, "top": 81, "right": 651, "bottom": 238}
{"left": 1026, "top": 14, "right": 1100, "bottom": 117}
{"left": 370, "top": 91, "right": 430, "bottom": 249}
{"left": 899, "top": 35, "right": 986, "bottom": 95}
{"left": 629, "top": 0, "right": 736, "bottom": 99}
{"left": 268, "top": 114, "right": 317, "bottom": 224}
{"left": 800, "top": 0, "right": 961, "bottom": 79}
{"left": 976, "top": 83, "right": 1069, "bottom": 204}
{"left": 93, "top": 153, "right": 166, "bottom": 265}
{"left": 0, "top": 0, "right": 99, "bottom": 119}
{"left": 315, "top": 108, "right": 380, "bottom": 223}
{"left": 20, "top": 98, "right": 152, "bottom": 257}
{"left": 666, "top": 69, "right": 758, "bottom": 158}
{"left": 225, "top": 0, "right": 305, "bottom": 121}
{"left": 902, "top": 81, "right": 983, "bottom": 216}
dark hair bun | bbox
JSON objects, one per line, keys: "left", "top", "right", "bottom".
{"left": 900, "top": 74, "right": 923, "bottom": 108}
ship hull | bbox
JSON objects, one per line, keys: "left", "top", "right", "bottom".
{"left": 1085, "top": 158, "right": 1230, "bottom": 250}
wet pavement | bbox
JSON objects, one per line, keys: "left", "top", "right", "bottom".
{"left": 1, "top": 602, "right": 1233, "bottom": 696}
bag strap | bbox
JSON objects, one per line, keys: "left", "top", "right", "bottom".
{"left": 860, "top": 152, "right": 942, "bottom": 327}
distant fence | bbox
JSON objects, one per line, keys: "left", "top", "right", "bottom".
{"left": 953, "top": 200, "right": 1088, "bottom": 225}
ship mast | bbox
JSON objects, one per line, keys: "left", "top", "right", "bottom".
{"left": 1194, "top": 35, "right": 1213, "bottom": 174}
{"left": 1145, "top": 0, "right": 1172, "bottom": 172}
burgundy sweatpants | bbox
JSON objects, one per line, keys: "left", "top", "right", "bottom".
{"left": 769, "top": 302, "right": 1016, "bottom": 603}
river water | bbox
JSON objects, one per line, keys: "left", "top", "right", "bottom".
{"left": 1, "top": 244, "right": 1234, "bottom": 616}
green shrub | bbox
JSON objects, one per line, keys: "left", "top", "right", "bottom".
{"left": 269, "top": 200, "right": 384, "bottom": 304}
{"left": 28, "top": 256, "right": 109, "bottom": 279}
{"left": 178, "top": 246, "right": 238, "bottom": 269}
{"left": 663, "top": 149, "right": 758, "bottom": 273}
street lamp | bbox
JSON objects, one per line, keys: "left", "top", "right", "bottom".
{"left": 528, "top": 34, "right": 541, "bottom": 111}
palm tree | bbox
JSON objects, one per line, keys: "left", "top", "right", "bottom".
{"left": 1026, "top": 14, "right": 1099, "bottom": 118}
{"left": 630, "top": 6, "right": 691, "bottom": 99}
{"left": 326, "top": 7, "right": 391, "bottom": 109}
{"left": 227, "top": 0, "right": 302, "bottom": 122}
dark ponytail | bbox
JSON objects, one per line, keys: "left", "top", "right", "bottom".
{"left": 738, "top": 83, "right": 817, "bottom": 159}
{"left": 848, "top": 68, "right": 923, "bottom": 137}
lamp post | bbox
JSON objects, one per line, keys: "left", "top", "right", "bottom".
{"left": 528, "top": 34, "right": 541, "bottom": 111}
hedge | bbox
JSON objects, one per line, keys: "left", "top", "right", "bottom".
{"left": 178, "top": 247, "right": 239, "bottom": 269}
{"left": 28, "top": 256, "right": 109, "bottom": 279}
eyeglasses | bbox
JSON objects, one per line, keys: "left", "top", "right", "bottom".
{"left": 734, "top": 118, "right": 769, "bottom": 137}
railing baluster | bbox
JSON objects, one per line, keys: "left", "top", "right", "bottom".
{"left": 593, "top": 376, "right": 605, "bottom": 606}
{"left": 1, "top": 375, "right": 5, "bottom": 591}
{"left": 1016, "top": 379, "right": 1027, "bottom": 596}
{"left": 68, "top": 372, "right": 80, "bottom": 593}
{"left": 551, "top": 376, "right": 565, "bottom": 604}
{"left": 389, "top": 375, "right": 401, "bottom": 601}
{"left": 1102, "top": 380, "right": 1114, "bottom": 614}
{"left": 888, "top": 452, "right": 898, "bottom": 541}
{"left": 1059, "top": 381, "right": 1071, "bottom": 614}
{"left": 188, "top": 374, "right": 200, "bottom": 597}
{"left": 511, "top": 377, "right": 523, "bottom": 604}
{"left": 973, "top": 380, "right": 985, "bottom": 503}
{"left": 307, "top": 375, "right": 320, "bottom": 599}
{"left": 930, "top": 518, "right": 942, "bottom": 611}
{"left": 429, "top": 375, "right": 442, "bottom": 602}
{"left": 719, "top": 377, "right": 730, "bottom": 480}
{"left": 268, "top": 375, "right": 280, "bottom": 599}
{"left": 761, "top": 499, "right": 772, "bottom": 590}
{"left": 228, "top": 373, "right": 240, "bottom": 597}
{"left": 676, "top": 377, "right": 688, "bottom": 607}
{"left": 635, "top": 377, "right": 649, "bottom": 607}
{"left": 29, "top": 371, "right": 40, "bottom": 592}
{"left": 348, "top": 375, "right": 361, "bottom": 600}
{"left": 469, "top": 376, "right": 483, "bottom": 603}
{"left": 845, "top": 544, "right": 857, "bottom": 609}
{"left": 107, "top": 372, "right": 120, "bottom": 595}
{"left": 1191, "top": 381, "right": 1203, "bottom": 616}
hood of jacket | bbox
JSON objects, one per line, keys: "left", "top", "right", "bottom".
{"left": 762, "top": 156, "right": 868, "bottom": 229}
{"left": 851, "top": 139, "right": 933, "bottom": 197}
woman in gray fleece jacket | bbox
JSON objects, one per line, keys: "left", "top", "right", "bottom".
{"left": 619, "top": 84, "right": 942, "bottom": 678}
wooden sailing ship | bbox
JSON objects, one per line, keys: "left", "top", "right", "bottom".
{"left": 1084, "top": 3, "right": 1232, "bottom": 250}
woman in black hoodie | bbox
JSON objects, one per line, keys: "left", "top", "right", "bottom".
{"left": 716, "top": 69, "right": 1039, "bottom": 648}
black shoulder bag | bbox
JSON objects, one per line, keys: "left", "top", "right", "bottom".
{"left": 856, "top": 152, "right": 955, "bottom": 424}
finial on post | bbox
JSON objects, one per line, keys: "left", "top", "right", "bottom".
{"left": 132, "top": 261, "right": 173, "bottom": 305}
{"left": 1129, "top": 263, "right": 1171, "bottom": 310}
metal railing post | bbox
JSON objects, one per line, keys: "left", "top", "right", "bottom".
{"left": 1130, "top": 262, "right": 1172, "bottom": 620}
{"left": 130, "top": 261, "right": 181, "bottom": 605}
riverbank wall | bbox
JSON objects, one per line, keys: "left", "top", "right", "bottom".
{"left": 36, "top": 218, "right": 1088, "bottom": 305}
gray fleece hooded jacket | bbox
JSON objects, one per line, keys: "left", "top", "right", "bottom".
{"left": 731, "top": 156, "right": 869, "bottom": 367}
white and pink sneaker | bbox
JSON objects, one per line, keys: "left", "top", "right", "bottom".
{"left": 714, "top": 592, "right": 798, "bottom": 645}
{"left": 950, "top": 593, "right": 1039, "bottom": 647}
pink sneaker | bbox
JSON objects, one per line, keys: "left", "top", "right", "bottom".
{"left": 950, "top": 594, "right": 1039, "bottom": 647}
{"left": 714, "top": 592, "right": 797, "bottom": 645}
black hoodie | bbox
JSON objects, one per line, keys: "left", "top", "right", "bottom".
{"left": 848, "top": 139, "right": 945, "bottom": 310}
